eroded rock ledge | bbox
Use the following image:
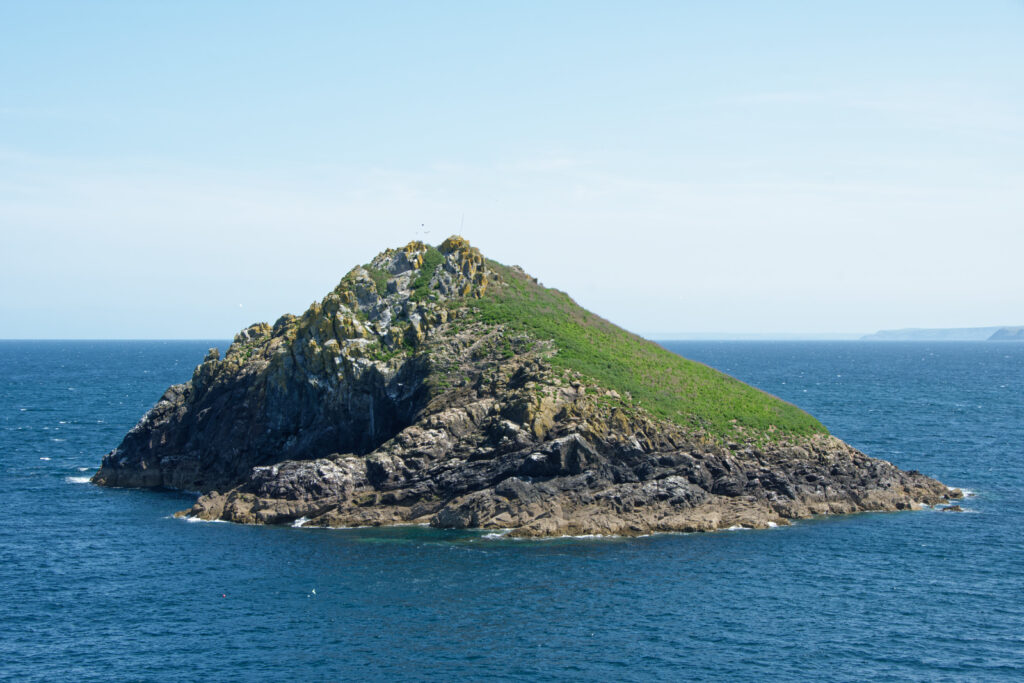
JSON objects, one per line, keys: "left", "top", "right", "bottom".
{"left": 177, "top": 400, "right": 958, "bottom": 538}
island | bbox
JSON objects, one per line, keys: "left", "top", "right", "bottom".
{"left": 93, "top": 237, "right": 960, "bottom": 536}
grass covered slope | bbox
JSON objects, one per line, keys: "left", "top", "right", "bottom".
{"left": 469, "top": 260, "right": 827, "bottom": 440}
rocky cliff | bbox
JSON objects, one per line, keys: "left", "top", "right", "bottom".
{"left": 94, "top": 236, "right": 960, "bottom": 536}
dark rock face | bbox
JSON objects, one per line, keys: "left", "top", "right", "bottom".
{"left": 93, "top": 242, "right": 459, "bottom": 493}
{"left": 94, "top": 238, "right": 961, "bottom": 537}
{"left": 173, "top": 362, "right": 957, "bottom": 536}
{"left": 93, "top": 338, "right": 432, "bottom": 493}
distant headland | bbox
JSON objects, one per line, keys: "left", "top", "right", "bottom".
{"left": 861, "top": 326, "right": 1024, "bottom": 342}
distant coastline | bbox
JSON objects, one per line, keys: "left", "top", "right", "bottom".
{"left": 861, "top": 326, "right": 1024, "bottom": 342}
{"left": 647, "top": 327, "right": 1024, "bottom": 341}
{"left": 645, "top": 333, "right": 862, "bottom": 341}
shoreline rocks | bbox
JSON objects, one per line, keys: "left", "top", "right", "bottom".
{"left": 172, "top": 426, "right": 958, "bottom": 537}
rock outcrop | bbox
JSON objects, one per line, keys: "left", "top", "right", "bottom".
{"left": 94, "top": 237, "right": 961, "bottom": 536}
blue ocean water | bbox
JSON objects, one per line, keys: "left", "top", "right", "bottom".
{"left": 1, "top": 340, "right": 1022, "bottom": 682}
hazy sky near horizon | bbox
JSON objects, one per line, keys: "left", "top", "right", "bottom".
{"left": 2, "top": 1, "right": 1022, "bottom": 339}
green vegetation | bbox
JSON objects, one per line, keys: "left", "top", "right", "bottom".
{"left": 226, "top": 337, "right": 266, "bottom": 364}
{"left": 410, "top": 247, "right": 445, "bottom": 301}
{"left": 468, "top": 261, "right": 827, "bottom": 440}
{"left": 363, "top": 265, "right": 391, "bottom": 296}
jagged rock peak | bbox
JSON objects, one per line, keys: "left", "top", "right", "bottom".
{"left": 355, "top": 235, "right": 491, "bottom": 301}
{"left": 202, "top": 236, "right": 495, "bottom": 380}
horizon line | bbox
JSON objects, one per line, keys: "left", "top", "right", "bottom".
{"left": 0, "top": 334, "right": 964, "bottom": 342}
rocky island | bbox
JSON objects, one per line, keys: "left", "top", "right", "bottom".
{"left": 94, "top": 237, "right": 960, "bottom": 536}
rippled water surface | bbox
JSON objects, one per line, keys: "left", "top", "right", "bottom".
{"left": 1, "top": 340, "right": 1021, "bottom": 682}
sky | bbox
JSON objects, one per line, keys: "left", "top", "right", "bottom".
{"left": 1, "top": 1, "right": 1022, "bottom": 339}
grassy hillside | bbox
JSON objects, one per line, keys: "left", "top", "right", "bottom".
{"left": 469, "top": 261, "right": 827, "bottom": 440}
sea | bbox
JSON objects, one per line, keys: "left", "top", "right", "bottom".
{"left": 1, "top": 340, "right": 1021, "bottom": 682}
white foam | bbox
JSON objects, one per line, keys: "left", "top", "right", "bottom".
{"left": 66, "top": 476, "right": 91, "bottom": 484}
{"left": 76, "top": 467, "right": 91, "bottom": 472}
{"left": 182, "top": 516, "right": 229, "bottom": 523}
{"left": 482, "top": 530, "right": 512, "bottom": 539}
{"left": 558, "top": 534, "right": 604, "bottom": 538}
{"left": 767, "top": 521, "right": 779, "bottom": 528}
{"left": 39, "top": 457, "right": 50, "bottom": 461}
{"left": 291, "top": 516, "right": 310, "bottom": 528}
{"left": 727, "top": 525, "right": 747, "bottom": 531}
{"left": 484, "top": 531, "right": 626, "bottom": 541}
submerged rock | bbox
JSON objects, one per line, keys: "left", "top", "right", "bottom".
{"left": 95, "top": 236, "right": 961, "bottom": 537}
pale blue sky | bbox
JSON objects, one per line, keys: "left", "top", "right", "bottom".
{"left": 2, "top": 1, "right": 1022, "bottom": 338}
